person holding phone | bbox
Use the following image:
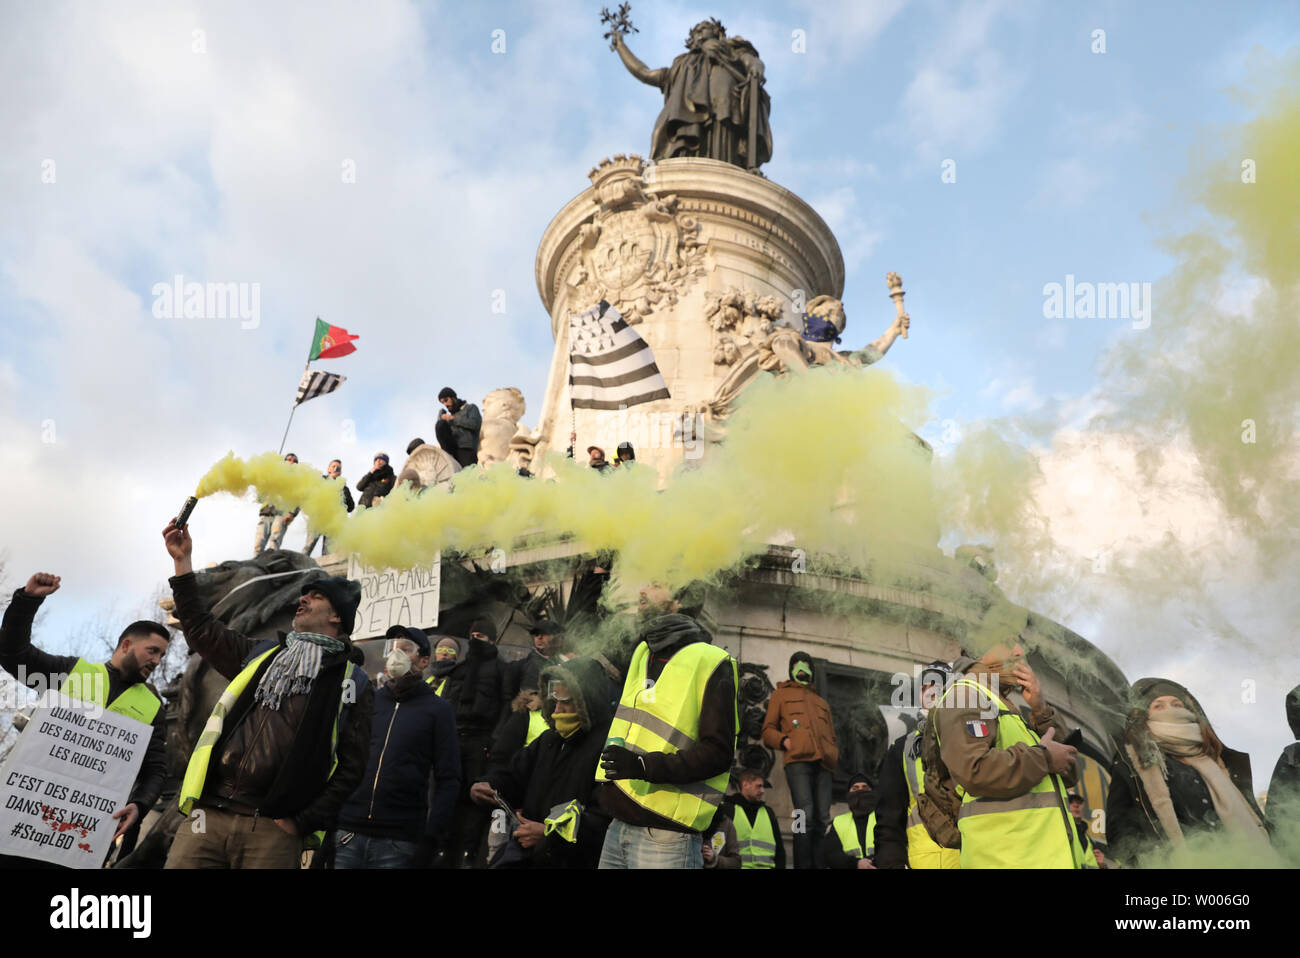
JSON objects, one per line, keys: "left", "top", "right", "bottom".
{"left": 924, "top": 639, "right": 1087, "bottom": 869}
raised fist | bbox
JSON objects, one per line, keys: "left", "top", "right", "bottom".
{"left": 24, "top": 573, "right": 61, "bottom": 598}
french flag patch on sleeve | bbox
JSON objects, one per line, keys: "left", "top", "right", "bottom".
{"left": 965, "top": 719, "right": 991, "bottom": 738}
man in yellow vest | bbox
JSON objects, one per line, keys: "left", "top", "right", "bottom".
{"left": 719, "top": 768, "right": 785, "bottom": 868}
{"left": 0, "top": 572, "right": 170, "bottom": 855}
{"left": 596, "top": 612, "right": 738, "bottom": 869}
{"left": 873, "top": 661, "right": 961, "bottom": 869}
{"left": 162, "top": 519, "right": 373, "bottom": 869}
{"left": 824, "top": 773, "right": 878, "bottom": 868}
{"left": 925, "top": 640, "right": 1084, "bottom": 869}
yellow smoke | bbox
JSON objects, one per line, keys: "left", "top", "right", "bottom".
{"left": 195, "top": 366, "right": 939, "bottom": 592}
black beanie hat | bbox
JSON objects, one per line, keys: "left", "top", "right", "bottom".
{"left": 386, "top": 625, "right": 431, "bottom": 656}
{"left": 301, "top": 577, "right": 362, "bottom": 636}
{"left": 468, "top": 617, "right": 497, "bottom": 643}
{"left": 789, "top": 651, "right": 814, "bottom": 677}
{"left": 438, "top": 387, "right": 457, "bottom": 401}
{"left": 848, "top": 772, "right": 873, "bottom": 790}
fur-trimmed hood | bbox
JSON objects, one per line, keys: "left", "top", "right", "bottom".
{"left": 539, "top": 657, "right": 616, "bottom": 734}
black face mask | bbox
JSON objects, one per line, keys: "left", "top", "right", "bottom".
{"left": 848, "top": 791, "right": 876, "bottom": 816}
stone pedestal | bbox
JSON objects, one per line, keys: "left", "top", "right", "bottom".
{"left": 531, "top": 155, "right": 844, "bottom": 483}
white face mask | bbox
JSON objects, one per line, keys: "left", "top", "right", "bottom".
{"left": 386, "top": 648, "right": 412, "bottom": 679}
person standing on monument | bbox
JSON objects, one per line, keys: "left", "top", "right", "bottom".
{"left": 303, "top": 458, "right": 354, "bottom": 557}
{"left": 253, "top": 452, "right": 301, "bottom": 555}
{"left": 762, "top": 651, "right": 839, "bottom": 869}
{"left": 0, "top": 572, "right": 170, "bottom": 863}
{"left": 436, "top": 387, "right": 482, "bottom": 468}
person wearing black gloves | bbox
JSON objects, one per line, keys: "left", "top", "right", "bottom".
{"left": 824, "top": 773, "right": 879, "bottom": 869}
{"left": 0, "top": 572, "right": 170, "bottom": 866}
{"left": 334, "top": 626, "right": 461, "bottom": 868}
{"left": 596, "top": 612, "right": 738, "bottom": 869}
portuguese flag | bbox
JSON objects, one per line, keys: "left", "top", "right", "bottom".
{"left": 308, "top": 317, "right": 359, "bottom": 360}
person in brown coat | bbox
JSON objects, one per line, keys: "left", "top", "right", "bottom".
{"left": 762, "top": 651, "right": 839, "bottom": 868}
{"left": 923, "top": 640, "right": 1082, "bottom": 868}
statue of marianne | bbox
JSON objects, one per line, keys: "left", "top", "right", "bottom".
{"left": 610, "top": 17, "right": 772, "bottom": 172}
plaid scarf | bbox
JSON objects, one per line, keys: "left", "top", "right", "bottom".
{"left": 254, "top": 631, "right": 347, "bottom": 712}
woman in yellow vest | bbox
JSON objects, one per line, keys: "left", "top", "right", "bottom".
{"left": 930, "top": 641, "right": 1086, "bottom": 869}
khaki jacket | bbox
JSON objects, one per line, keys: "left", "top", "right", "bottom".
{"left": 762, "top": 680, "right": 839, "bottom": 771}
{"left": 922, "top": 662, "right": 1078, "bottom": 819}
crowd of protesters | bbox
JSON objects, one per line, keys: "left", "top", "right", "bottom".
{"left": 5, "top": 537, "right": 1297, "bottom": 872}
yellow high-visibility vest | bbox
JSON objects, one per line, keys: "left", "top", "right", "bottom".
{"left": 901, "top": 730, "right": 961, "bottom": 869}
{"left": 732, "top": 804, "right": 777, "bottom": 869}
{"left": 595, "top": 640, "right": 737, "bottom": 830}
{"left": 935, "top": 678, "right": 1085, "bottom": 869}
{"left": 425, "top": 675, "right": 447, "bottom": 696}
{"left": 178, "top": 644, "right": 357, "bottom": 850}
{"left": 831, "top": 810, "right": 876, "bottom": 859}
{"left": 60, "top": 659, "right": 161, "bottom": 725}
{"left": 525, "top": 709, "right": 548, "bottom": 747}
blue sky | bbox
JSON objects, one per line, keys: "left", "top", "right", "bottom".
{"left": 2, "top": 0, "right": 1298, "bottom": 765}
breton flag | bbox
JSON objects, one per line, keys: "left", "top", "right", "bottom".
{"left": 568, "top": 301, "right": 671, "bottom": 410}
{"left": 295, "top": 369, "right": 346, "bottom": 407}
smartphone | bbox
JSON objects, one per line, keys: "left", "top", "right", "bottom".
{"left": 1064, "top": 728, "right": 1083, "bottom": 748}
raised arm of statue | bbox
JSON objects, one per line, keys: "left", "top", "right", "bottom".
{"left": 612, "top": 32, "right": 667, "bottom": 88}
{"left": 858, "top": 312, "right": 910, "bottom": 363}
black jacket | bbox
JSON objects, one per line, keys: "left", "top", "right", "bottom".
{"left": 871, "top": 733, "right": 912, "bottom": 868}
{"left": 356, "top": 465, "right": 396, "bottom": 507}
{"left": 168, "top": 572, "right": 373, "bottom": 835}
{"left": 338, "top": 672, "right": 461, "bottom": 842}
{"left": 0, "top": 588, "right": 167, "bottom": 815}
{"left": 1105, "top": 677, "right": 1267, "bottom": 867}
{"left": 441, "top": 639, "right": 505, "bottom": 739}
{"left": 1106, "top": 746, "right": 1265, "bottom": 866}
{"left": 598, "top": 632, "right": 738, "bottom": 833}
{"left": 488, "top": 658, "right": 615, "bottom": 868}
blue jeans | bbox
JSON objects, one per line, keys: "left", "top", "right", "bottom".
{"left": 598, "top": 818, "right": 702, "bottom": 869}
{"left": 332, "top": 831, "right": 417, "bottom": 869}
{"left": 785, "top": 760, "right": 832, "bottom": 869}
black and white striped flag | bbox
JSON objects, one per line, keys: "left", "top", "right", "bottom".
{"left": 295, "top": 369, "right": 346, "bottom": 406}
{"left": 568, "top": 301, "right": 671, "bottom": 410}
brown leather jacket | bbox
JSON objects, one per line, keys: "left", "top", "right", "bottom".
{"left": 762, "top": 680, "right": 839, "bottom": 770}
{"left": 169, "top": 572, "right": 373, "bottom": 834}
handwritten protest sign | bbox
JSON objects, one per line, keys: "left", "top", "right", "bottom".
{"left": 0, "top": 691, "right": 148, "bottom": 867}
{"left": 347, "top": 555, "right": 441, "bottom": 640}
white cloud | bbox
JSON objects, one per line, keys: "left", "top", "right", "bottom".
{"left": 896, "top": 0, "right": 1025, "bottom": 163}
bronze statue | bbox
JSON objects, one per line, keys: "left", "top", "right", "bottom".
{"left": 605, "top": 10, "right": 772, "bottom": 171}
